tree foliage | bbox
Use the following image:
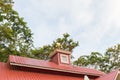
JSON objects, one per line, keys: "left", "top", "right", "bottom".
{"left": 31, "top": 33, "right": 79, "bottom": 60}
{"left": 74, "top": 52, "right": 103, "bottom": 69}
{"left": 74, "top": 44, "right": 120, "bottom": 73}
{"left": 102, "top": 44, "right": 120, "bottom": 72}
{"left": 0, "top": 0, "right": 33, "bottom": 62}
{"left": 0, "top": 0, "right": 78, "bottom": 62}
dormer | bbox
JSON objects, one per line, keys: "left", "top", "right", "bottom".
{"left": 49, "top": 49, "right": 71, "bottom": 65}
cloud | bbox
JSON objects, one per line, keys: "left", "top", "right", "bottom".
{"left": 14, "top": 0, "right": 120, "bottom": 59}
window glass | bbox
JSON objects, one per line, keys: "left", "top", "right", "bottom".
{"left": 60, "top": 54, "right": 69, "bottom": 64}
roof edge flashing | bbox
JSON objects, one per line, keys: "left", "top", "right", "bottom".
{"left": 10, "top": 62, "right": 103, "bottom": 77}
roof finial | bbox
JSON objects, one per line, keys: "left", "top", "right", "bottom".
{"left": 56, "top": 42, "right": 61, "bottom": 49}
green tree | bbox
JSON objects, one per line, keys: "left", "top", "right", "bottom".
{"left": 74, "top": 44, "right": 120, "bottom": 73}
{"left": 31, "top": 45, "right": 53, "bottom": 60}
{"left": 0, "top": 0, "right": 33, "bottom": 62}
{"left": 31, "top": 33, "right": 79, "bottom": 60}
{"left": 74, "top": 52, "right": 104, "bottom": 70}
{"left": 102, "top": 44, "right": 120, "bottom": 72}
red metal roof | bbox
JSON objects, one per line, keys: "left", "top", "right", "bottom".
{"left": 95, "top": 69, "right": 119, "bottom": 80}
{"left": 0, "top": 62, "right": 83, "bottom": 80}
{"left": 9, "top": 55, "right": 105, "bottom": 76}
{"left": 1, "top": 55, "right": 119, "bottom": 80}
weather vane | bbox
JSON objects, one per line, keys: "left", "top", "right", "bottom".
{"left": 56, "top": 42, "right": 61, "bottom": 49}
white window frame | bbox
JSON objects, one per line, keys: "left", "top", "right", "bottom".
{"left": 60, "top": 54, "right": 69, "bottom": 64}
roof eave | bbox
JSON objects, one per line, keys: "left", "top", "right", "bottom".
{"left": 10, "top": 62, "right": 103, "bottom": 77}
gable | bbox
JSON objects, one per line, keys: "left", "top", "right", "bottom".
{"left": 96, "top": 69, "right": 119, "bottom": 80}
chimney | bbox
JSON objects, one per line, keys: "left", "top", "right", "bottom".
{"left": 49, "top": 49, "right": 71, "bottom": 65}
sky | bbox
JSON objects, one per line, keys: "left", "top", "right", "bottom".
{"left": 13, "top": 0, "right": 120, "bottom": 60}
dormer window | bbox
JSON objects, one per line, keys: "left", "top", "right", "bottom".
{"left": 49, "top": 49, "right": 71, "bottom": 65}
{"left": 60, "top": 54, "right": 69, "bottom": 64}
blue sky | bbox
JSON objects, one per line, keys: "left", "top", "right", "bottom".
{"left": 13, "top": 0, "right": 120, "bottom": 59}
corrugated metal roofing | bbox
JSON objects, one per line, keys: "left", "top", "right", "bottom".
{"left": 1, "top": 55, "right": 119, "bottom": 80}
{"left": 9, "top": 55, "right": 105, "bottom": 76}
{"left": 0, "top": 62, "right": 83, "bottom": 80}
{"left": 95, "top": 69, "right": 119, "bottom": 80}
